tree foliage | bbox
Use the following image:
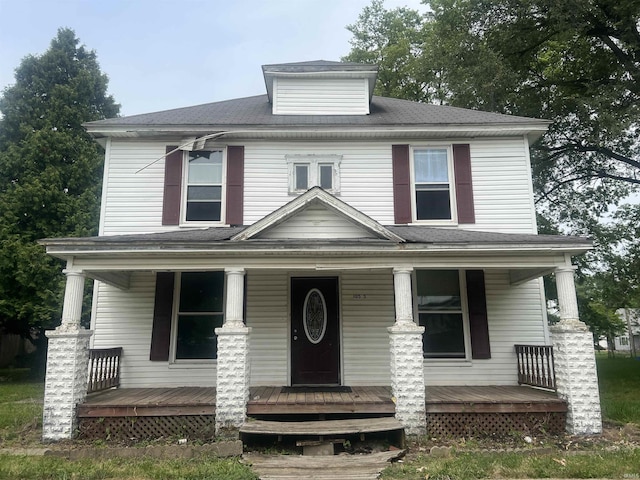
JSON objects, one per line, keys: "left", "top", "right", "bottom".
{"left": 0, "top": 28, "right": 119, "bottom": 335}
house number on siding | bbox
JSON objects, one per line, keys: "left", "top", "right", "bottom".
{"left": 352, "top": 294, "right": 367, "bottom": 299}
{"left": 303, "top": 289, "right": 327, "bottom": 344}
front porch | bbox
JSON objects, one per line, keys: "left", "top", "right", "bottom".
{"left": 76, "top": 385, "right": 566, "bottom": 440}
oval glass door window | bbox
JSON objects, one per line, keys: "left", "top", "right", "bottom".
{"left": 303, "top": 288, "right": 327, "bottom": 344}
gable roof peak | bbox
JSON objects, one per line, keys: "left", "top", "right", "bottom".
{"left": 232, "top": 186, "right": 404, "bottom": 242}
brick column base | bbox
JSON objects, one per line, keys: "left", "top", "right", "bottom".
{"left": 42, "top": 328, "right": 93, "bottom": 441}
{"left": 215, "top": 325, "right": 251, "bottom": 437}
{"left": 551, "top": 321, "right": 602, "bottom": 434}
{"left": 389, "top": 323, "right": 426, "bottom": 436}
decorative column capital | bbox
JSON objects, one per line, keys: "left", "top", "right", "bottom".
{"left": 224, "top": 267, "right": 246, "bottom": 276}
{"left": 555, "top": 265, "right": 578, "bottom": 274}
{"left": 393, "top": 267, "right": 413, "bottom": 276}
{"left": 62, "top": 269, "right": 86, "bottom": 278}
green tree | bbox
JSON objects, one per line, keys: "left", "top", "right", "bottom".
{"left": 0, "top": 28, "right": 119, "bottom": 338}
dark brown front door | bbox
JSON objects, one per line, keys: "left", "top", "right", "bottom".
{"left": 291, "top": 277, "right": 340, "bottom": 386}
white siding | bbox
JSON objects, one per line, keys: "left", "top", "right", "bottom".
{"left": 92, "top": 272, "right": 217, "bottom": 388}
{"left": 341, "top": 271, "right": 394, "bottom": 385}
{"left": 101, "top": 138, "right": 536, "bottom": 236}
{"left": 247, "top": 271, "right": 289, "bottom": 385}
{"left": 244, "top": 141, "right": 395, "bottom": 225}
{"left": 273, "top": 77, "right": 369, "bottom": 115}
{"left": 464, "top": 138, "right": 537, "bottom": 234}
{"left": 258, "top": 204, "right": 377, "bottom": 239}
{"left": 101, "top": 140, "right": 173, "bottom": 235}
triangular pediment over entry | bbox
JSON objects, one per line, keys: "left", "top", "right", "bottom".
{"left": 232, "top": 187, "right": 404, "bottom": 242}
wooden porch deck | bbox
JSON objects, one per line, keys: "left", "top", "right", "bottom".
{"left": 78, "top": 385, "right": 565, "bottom": 418}
{"left": 78, "top": 387, "right": 217, "bottom": 418}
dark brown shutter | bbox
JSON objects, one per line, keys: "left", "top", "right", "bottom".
{"left": 149, "top": 272, "right": 175, "bottom": 361}
{"left": 392, "top": 144, "right": 411, "bottom": 224}
{"left": 226, "top": 145, "right": 244, "bottom": 226}
{"left": 466, "top": 270, "right": 491, "bottom": 359}
{"left": 162, "top": 146, "right": 183, "bottom": 225}
{"left": 453, "top": 144, "right": 475, "bottom": 224}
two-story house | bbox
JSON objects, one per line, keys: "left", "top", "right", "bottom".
{"left": 40, "top": 61, "right": 602, "bottom": 442}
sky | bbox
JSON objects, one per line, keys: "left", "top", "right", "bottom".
{"left": 0, "top": 0, "right": 426, "bottom": 117}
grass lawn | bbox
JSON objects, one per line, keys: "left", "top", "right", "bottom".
{"left": 0, "top": 368, "right": 43, "bottom": 445}
{"left": 596, "top": 353, "right": 640, "bottom": 425}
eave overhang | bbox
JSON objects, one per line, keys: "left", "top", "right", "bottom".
{"left": 83, "top": 124, "right": 550, "bottom": 144}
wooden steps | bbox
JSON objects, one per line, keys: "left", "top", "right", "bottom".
{"left": 240, "top": 417, "right": 404, "bottom": 437}
{"left": 243, "top": 450, "right": 403, "bottom": 480}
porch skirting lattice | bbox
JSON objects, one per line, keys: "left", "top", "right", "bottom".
{"left": 427, "top": 411, "right": 566, "bottom": 437}
{"left": 78, "top": 415, "right": 216, "bottom": 440}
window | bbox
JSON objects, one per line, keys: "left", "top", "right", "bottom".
{"left": 286, "top": 155, "right": 341, "bottom": 194}
{"left": 413, "top": 148, "right": 454, "bottom": 221}
{"left": 416, "top": 270, "right": 467, "bottom": 358}
{"left": 185, "top": 150, "right": 223, "bottom": 222}
{"left": 173, "top": 272, "right": 224, "bottom": 360}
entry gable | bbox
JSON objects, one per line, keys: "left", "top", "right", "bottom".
{"left": 232, "top": 187, "right": 404, "bottom": 242}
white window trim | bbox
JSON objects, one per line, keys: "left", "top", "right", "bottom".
{"left": 180, "top": 148, "right": 227, "bottom": 226}
{"left": 286, "top": 154, "right": 342, "bottom": 195}
{"left": 409, "top": 145, "right": 458, "bottom": 225}
{"left": 169, "top": 271, "right": 226, "bottom": 364}
{"left": 413, "top": 269, "right": 472, "bottom": 362}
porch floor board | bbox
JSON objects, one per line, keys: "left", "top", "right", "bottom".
{"left": 247, "top": 386, "right": 396, "bottom": 415}
{"left": 78, "top": 387, "right": 217, "bottom": 417}
{"left": 426, "top": 386, "right": 566, "bottom": 413}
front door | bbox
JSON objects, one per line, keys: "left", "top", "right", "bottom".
{"left": 291, "top": 277, "right": 340, "bottom": 385}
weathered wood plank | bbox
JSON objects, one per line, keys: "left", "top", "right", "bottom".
{"left": 240, "top": 417, "right": 403, "bottom": 436}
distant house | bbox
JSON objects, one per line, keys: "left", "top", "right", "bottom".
{"left": 39, "top": 60, "right": 602, "bottom": 442}
{"left": 614, "top": 308, "right": 640, "bottom": 354}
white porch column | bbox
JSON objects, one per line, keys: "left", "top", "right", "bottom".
{"left": 388, "top": 267, "right": 426, "bottom": 436}
{"left": 215, "top": 268, "right": 251, "bottom": 437}
{"left": 550, "top": 265, "right": 602, "bottom": 434}
{"left": 43, "top": 270, "right": 93, "bottom": 441}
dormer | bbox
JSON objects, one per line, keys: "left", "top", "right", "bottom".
{"left": 262, "top": 60, "right": 378, "bottom": 115}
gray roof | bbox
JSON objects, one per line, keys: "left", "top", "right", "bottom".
{"left": 84, "top": 95, "right": 547, "bottom": 129}
{"left": 41, "top": 225, "right": 590, "bottom": 248}
{"left": 262, "top": 60, "right": 378, "bottom": 73}
{"left": 386, "top": 226, "right": 590, "bottom": 245}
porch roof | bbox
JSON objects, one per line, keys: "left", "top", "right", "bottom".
{"left": 40, "top": 225, "right": 591, "bottom": 252}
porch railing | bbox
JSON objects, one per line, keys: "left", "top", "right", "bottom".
{"left": 88, "top": 347, "right": 122, "bottom": 394}
{"left": 514, "top": 344, "right": 556, "bottom": 391}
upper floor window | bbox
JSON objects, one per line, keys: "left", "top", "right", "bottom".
{"left": 286, "top": 154, "right": 341, "bottom": 195}
{"left": 172, "top": 271, "right": 224, "bottom": 361}
{"left": 185, "top": 150, "right": 223, "bottom": 222}
{"left": 412, "top": 148, "right": 454, "bottom": 221}
{"left": 416, "top": 269, "right": 468, "bottom": 359}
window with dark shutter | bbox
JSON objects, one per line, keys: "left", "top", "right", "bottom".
{"left": 150, "top": 272, "right": 175, "bottom": 361}
{"left": 392, "top": 144, "right": 411, "bottom": 224}
{"left": 162, "top": 147, "right": 183, "bottom": 226}
{"left": 453, "top": 144, "right": 475, "bottom": 224}
{"left": 226, "top": 146, "right": 244, "bottom": 225}
{"left": 466, "top": 270, "right": 491, "bottom": 359}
